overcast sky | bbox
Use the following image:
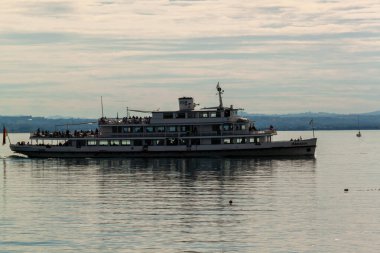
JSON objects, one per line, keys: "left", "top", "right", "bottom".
{"left": 1, "top": 0, "right": 379, "bottom": 118}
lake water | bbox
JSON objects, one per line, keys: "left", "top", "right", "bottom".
{"left": 1, "top": 131, "right": 380, "bottom": 252}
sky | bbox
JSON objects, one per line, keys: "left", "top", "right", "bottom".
{"left": 1, "top": 0, "right": 379, "bottom": 118}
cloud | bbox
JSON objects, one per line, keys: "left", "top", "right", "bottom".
{"left": 23, "top": 1, "right": 75, "bottom": 16}
{"left": 0, "top": 0, "right": 379, "bottom": 116}
{"left": 0, "top": 0, "right": 377, "bottom": 37}
{"left": 0, "top": 32, "right": 80, "bottom": 45}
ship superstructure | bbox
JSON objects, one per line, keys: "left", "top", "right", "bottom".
{"left": 10, "top": 84, "right": 317, "bottom": 158}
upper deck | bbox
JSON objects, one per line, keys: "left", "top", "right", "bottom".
{"left": 98, "top": 107, "right": 246, "bottom": 126}
{"left": 28, "top": 84, "right": 276, "bottom": 140}
{"left": 98, "top": 85, "right": 245, "bottom": 126}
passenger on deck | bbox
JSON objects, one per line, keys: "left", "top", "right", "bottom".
{"left": 249, "top": 124, "right": 257, "bottom": 131}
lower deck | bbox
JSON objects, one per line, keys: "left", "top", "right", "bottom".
{"left": 10, "top": 138, "right": 317, "bottom": 158}
{"left": 24, "top": 134, "right": 273, "bottom": 148}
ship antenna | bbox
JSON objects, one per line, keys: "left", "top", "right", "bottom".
{"left": 101, "top": 96, "right": 104, "bottom": 118}
{"left": 216, "top": 82, "right": 224, "bottom": 109}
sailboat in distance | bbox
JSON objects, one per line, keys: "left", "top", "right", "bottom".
{"left": 356, "top": 115, "right": 362, "bottom": 137}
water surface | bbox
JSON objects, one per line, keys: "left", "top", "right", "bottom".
{"left": 1, "top": 131, "right": 380, "bottom": 252}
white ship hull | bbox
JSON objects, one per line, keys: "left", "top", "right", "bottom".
{"left": 10, "top": 138, "right": 316, "bottom": 158}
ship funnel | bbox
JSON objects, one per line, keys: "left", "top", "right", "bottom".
{"left": 178, "top": 97, "right": 195, "bottom": 111}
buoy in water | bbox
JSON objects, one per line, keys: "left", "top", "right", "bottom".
{"left": 344, "top": 188, "right": 349, "bottom": 192}
{"left": 229, "top": 200, "right": 233, "bottom": 205}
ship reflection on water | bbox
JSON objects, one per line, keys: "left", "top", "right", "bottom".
{"left": 5, "top": 157, "right": 316, "bottom": 188}
{"left": 1, "top": 156, "right": 321, "bottom": 252}
{"left": 7, "top": 156, "right": 316, "bottom": 175}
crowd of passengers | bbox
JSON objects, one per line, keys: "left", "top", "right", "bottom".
{"left": 33, "top": 128, "right": 99, "bottom": 138}
{"left": 99, "top": 116, "right": 151, "bottom": 125}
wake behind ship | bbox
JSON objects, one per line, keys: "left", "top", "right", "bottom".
{"left": 10, "top": 84, "right": 317, "bottom": 158}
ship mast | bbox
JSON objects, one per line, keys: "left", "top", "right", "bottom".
{"left": 216, "top": 82, "right": 224, "bottom": 109}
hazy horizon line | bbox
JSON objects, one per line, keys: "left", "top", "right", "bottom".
{"left": 2, "top": 110, "right": 380, "bottom": 119}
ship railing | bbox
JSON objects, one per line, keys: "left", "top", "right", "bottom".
{"left": 106, "top": 130, "right": 274, "bottom": 138}
{"left": 108, "top": 133, "right": 180, "bottom": 138}
{"left": 98, "top": 117, "right": 151, "bottom": 125}
{"left": 250, "top": 129, "right": 277, "bottom": 135}
{"left": 29, "top": 129, "right": 276, "bottom": 139}
{"left": 30, "top": 132, "right": 98, "bottom": 139}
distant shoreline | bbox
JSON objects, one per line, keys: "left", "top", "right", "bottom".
{"left": 1, "top": 113, "right": 380, "bottom": 132}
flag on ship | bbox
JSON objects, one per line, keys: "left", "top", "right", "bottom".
{"left": 2, "top": 126, "right": 7, "bottom": 145}
{"left": 309, "top": 119, "right": 315, "bottom": 138}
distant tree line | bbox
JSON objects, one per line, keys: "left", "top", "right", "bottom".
{"left": 1, "top": 113, "right": 380, "bottom": 133}
{"left": 0, "top": 116, "right": 97, "bottom": 133}
{"left": 249, "top": 114, "right": 380, "bottom": 131}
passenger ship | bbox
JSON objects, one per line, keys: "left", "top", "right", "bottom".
{"left": 10, "top": 84, "right": 317, "bottom": 158}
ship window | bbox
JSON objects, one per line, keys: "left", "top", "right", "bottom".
{"left": 167, "top": 126, "right": 177, "bottom": 132}
{"left": 211, "top": 139, "right": 221, "bottom": 144}
{"left": 133, "top": 127, "right": 142, "bottom": 133}
{"left": 99, "top": 140, "right": 109, "bottom": 146}
{"left": 249, "top": 137, "right": 258, "bottom": 143}
{"left": 134, "top": 140, "right": 143, "bottom": 146}
{"left": 121, "top": 140, "right": 131, "bottom": 146}
{"left": 223, "top": 138, "right": 233, "bottom": 144}
{"left": 110, "top": 140, "right": 120, "bottom": 146}
{"left": 199, "top": 112, "right": 209, "bottom": 118}
{"left": 212, "top": 124, "right": 220, "bottom": 131}
{"left": 234, "top": 124, "right": 244, "bottom": 130}
{"left": 178, "top": 139, "right": 186, "bottom": 145}
{"left": 146, "top": 126, "right": 154, "bottom": 133}
{"left": 187, "top": 112, "right": 196, "bottom": 118}
{"left": 76, "top": 140, "right": 86, "bottom": 148}
{"left": 176, "top": 113, "right": 185, "bottom": 118}
{"left": 179, "top": 126, "right": 189, "bottom": 132}
{"left": 166, "top": 138, "right": 178, "bottom": 146}
{"left": 163, "top": 113, "right": 173, "bottom": 119}
{"left": 123, "top": 127, "right": 132, "bottom": 133}
{"left": 154, "top": 139, "right": 165, "bottom": 146}
{"left": 236, "top": 138, "right": 246, "bottom": 144}
{"left": 223, "top": 124, "right": 233, "bottom": 131}
{"left": 156, "top": 126, "right": 165, "bottom": 132}
{"left": 224, "top": 110, "right": 230, "bottom": 117}
{"left": 87, "top": 140, "right": 97, "bottom": 146}
{"left": 191, "top": 139, "right": 200, "bottom": 145}
{"left": 210, "top": 112, "right": 217, "bottom": 118}
{"left": 145, "top": 139, "right": 153, "bottom": 146}
{"left": 112, "top": 126, "right": 118, "bottom": 133}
